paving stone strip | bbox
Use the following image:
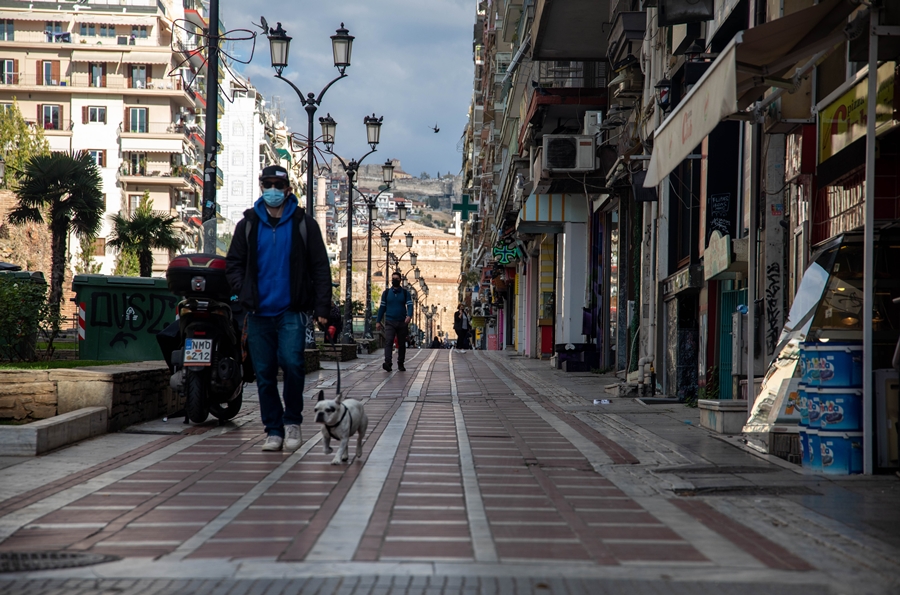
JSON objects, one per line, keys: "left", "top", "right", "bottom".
{"left": 449, "top": 349, "right": 497, "bottom": 563}
{"left": 303, "top": 350, "right": 439, "bottom": 561}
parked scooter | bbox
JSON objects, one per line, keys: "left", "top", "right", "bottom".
{"left": 156, "top": 254, "right": 245, "bottom": 424}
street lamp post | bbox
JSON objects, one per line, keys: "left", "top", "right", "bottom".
{"left": 265, "top": 21, "right": 354, "bottom": 214}
{"left": 362, "top": 161, "right": 395, "bottom": 339}
{"left": 380, "top": 208, "right": 409, "bottom": 290}
{"left": 322, "top": 114, "right": 384, "bottom": 344}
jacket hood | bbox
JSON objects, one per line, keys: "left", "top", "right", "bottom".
{"left": 252, "top": 193, "right": 298, "bottom": 225}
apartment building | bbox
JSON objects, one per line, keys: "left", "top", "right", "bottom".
{"left": 0, "top": 0, "right": 212, "bottom": 274}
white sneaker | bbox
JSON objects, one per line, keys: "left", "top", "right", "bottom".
{"left": 284, "top": 424, "right": 302, "bottom": 451}
{"left": 261, "top": 435, "right": 283, "bottom": 451}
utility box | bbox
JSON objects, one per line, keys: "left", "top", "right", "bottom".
{"left": 72, "top": 275, "right": 179, "bottom": 362}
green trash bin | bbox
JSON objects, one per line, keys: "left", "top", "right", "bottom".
{"left": 72, "top": 275, "right": 179, "bottom": 362}
{"left": 0, "top": 271, "right": 46, "bottom": 360}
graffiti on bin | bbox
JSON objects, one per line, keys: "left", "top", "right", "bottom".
{"left": 88, "top": 291, "right": 178, "bottom": 346}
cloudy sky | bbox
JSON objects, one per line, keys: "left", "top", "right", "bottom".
{"left": 220, "top": 0, "right": 474, "bottom": 178}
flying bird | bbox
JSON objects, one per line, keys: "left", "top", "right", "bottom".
{"left": 430, "top": 123, "right": 440, "bottom": 133}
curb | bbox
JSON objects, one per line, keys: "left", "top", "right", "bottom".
{"left": 0, "top": 407, "right": 107, "bottom": 456}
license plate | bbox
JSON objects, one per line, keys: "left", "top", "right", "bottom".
{"left": 184, "top": 338, "right": 213, "bottom": 366}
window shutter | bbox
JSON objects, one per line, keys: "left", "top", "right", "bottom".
{"left": 12, "top": 59, "right": 18, "bottom": 85}
{"left": 37, "top": 104, "right": 42, "bottom": 125}
{"left": 82, "top": 106, "right": 88, "bottom": 124}
{"left": 36, "top": 60, "right": 41, "bottom": 85}
{"left": 101, "top": 150, "right": 107, "bottom": 167}
{"left": 51, "top": 60, "right": 59, "bottom": 85}
{"left": 145, "top": 65, "right": 152, "bottom": 84}
{"left": 124, "top": 107, "right": 129, "bottom": 131}
{"left": 101, "top": 63, "right": 106, "bottom": 87}
{"left": 126, "top": 65, "right": 131, "bottom": 88}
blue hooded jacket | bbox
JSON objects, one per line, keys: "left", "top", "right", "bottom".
{"left": 253, "top": 194, "right": 296, "bottom": 316}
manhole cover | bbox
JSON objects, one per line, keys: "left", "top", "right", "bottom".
{"left": 0, "top": 551, "right": 120, "bottom": 573}
{"left": 658, "top": 466, "right": 778, "bottom": 475}
{"left": 673, "top": 486, "right": 820, "bottom": 497}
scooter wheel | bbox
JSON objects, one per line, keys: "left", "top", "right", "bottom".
{"left": 210, "top": 388, "right": 243, "bottom": 421}
{"left": 184, "top": 369, "right": 209, "bottom": 423}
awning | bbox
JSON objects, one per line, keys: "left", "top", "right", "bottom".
{"left": 276, "top": 148, "right": 292, "bottom": 163}
{"left": 122, "top": 52, "right": 173, "bottom": 65}
{"left": 75, "top": 14, "right": 157, "bottom": 26}
{"left": 70, "top": 50, "right": 123, "bottom": 63}
{"left": 645, "top": 0, "right": 860, "bottom": 187}
{"left": 516, "top": 193, "right": 588, "bottom": 234}
{"left": 0, "top": 11, "right": 63, "bottom": 22}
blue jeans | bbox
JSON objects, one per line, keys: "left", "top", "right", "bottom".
{"left": 247, "top": 311, "right": 307, "bottom": 437}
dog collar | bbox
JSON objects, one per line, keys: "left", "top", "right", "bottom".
{"left": 325, "top": 404, "right": 351, "bottom": 441}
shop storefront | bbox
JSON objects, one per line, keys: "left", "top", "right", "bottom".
{"left": 745, "top": 61, "right": 900, "bottom": 474}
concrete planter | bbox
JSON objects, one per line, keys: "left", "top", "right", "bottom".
{"left": 0, "top": 407, "right": 107, "bottom": 456}
{"left": 0, "top": 361, "right": 183, "bottom": 434}
{"left": 698, "top": 399, "right": 749, "bottom": 434}
{"left": 318, "top": 344, "right": 358, "bottom": 362}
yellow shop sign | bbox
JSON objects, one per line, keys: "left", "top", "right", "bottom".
{"left": 818, "top": 62, "right": 897, "bottom": 164}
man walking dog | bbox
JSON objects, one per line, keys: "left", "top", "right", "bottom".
{"left": 226, "top": 165, "right": 332, "bottom": 452}
{"left": 376, "top": 271, "right": 413, "bottom": 372}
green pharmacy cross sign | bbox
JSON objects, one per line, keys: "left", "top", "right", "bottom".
{"left": 492, "top": 243, "right": 519, "bottom": 265}
{"left": 452, "top": 194, "right": 478, "bottom": 220}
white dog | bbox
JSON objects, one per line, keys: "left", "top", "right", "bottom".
{"left": 313, "top": 390, "right": 368, "bottom": 465}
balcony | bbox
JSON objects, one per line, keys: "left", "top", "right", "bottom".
{"left": 536, "top": 61, "right": 606, "bottom": 89}
{"left": 532, "top": 0, "right": 610, "bottom": 61}
{"left": 503, "top": 0, "right": 524, "bottom": 43}
{"left": 2, "top": 72, "right": 192, "bottom": 106}
{"left": 119, "top": 121, "right": 189, "bottom": 153}
{"left": 118, "top": 161, "right": 192, "bottom": 188}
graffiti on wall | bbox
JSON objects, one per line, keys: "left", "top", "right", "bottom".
{"left": 765, "top": 262, "right": 782, "bottom": 355}
{"left": 89, "top": 291, "right": 178, "bottom": 348}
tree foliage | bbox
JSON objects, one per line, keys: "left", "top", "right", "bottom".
{"left": 0, "top": 101, "right": 49, "bottom": 188}
{"left": 74, "top": 234, "right": 102, "bottom": 274}
{"left": 7, "top": 151, "right": 104, "bottom": 324}
{"left": 0, "top": 274, "right": 49, "bottom": 362}
{"left": 107, "top": 191, "right": 181, "bottom": 277}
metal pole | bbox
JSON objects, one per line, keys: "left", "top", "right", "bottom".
{"left": 863, "top": 7, "right": 878, "bottom": 475}
{"left": 746, "top": 122, "right": 759, "bottom": 415}
{"left": 201, "top": 0, "right": 219, "bottom": 254}
{"left": 343, "top": 167, "right": 356, "bottom": 343}
{"left": 305, "top": 105, "right": 316, "bottom": 214}
{"left": 365, "top": 204, "right": 373, "bottom": 339}
{"left": 303, "top": 106, "right": 318, "bottom": 347}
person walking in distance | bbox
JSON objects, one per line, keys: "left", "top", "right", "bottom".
{"left": 453, "top": 304, "right": 471, "bottom": 352}
{"left": 376, "top": 271, "right": 413, "bottom": 372}
{"left": 225, "top": 165, "right": 332, "bottom": 452}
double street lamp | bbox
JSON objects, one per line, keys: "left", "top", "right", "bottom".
{"left": 266, "top": 21, "right": 354, "bottom": 213}
{"left": 319, "top": 113, "right": 387, "bottom": 344}
{"left": 380, "top": 222, "right": 414, "bottom": 290}
{"left": 360, "top": 166, "right": 398, "bottom": 339}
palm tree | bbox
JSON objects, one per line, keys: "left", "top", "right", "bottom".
{"left": 107, "top": 192, "right": 181, "bottom": 277}
{"left": 7, "top": 151, "right": 104, "bottom": 318}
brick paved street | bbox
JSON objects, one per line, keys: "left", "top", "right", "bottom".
{"left": 1, "top": 350, "right": 899, "bottom": 594}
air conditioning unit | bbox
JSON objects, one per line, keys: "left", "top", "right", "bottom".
{"left": 614, "top": 78, "right": 642, "bottom": 99}
{"left": 542, "top": 135, "right": 596, "bottom": 172}
{"left": 584, "top": 111, "right": 603, "bottom": 136}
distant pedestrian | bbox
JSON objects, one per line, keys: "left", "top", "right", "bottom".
{"left": 376, "top": 271, "right": 413, "bottom": 372}
{"left": 453, "top": 304, "right": 471, "bottom": 351}
{"left": 430, "top": 336, "right": 442, "bottom": 349}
